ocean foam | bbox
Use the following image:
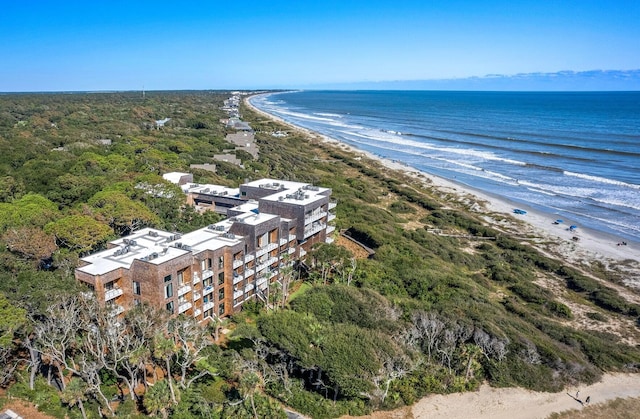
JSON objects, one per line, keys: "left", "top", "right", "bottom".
{"left": 564, "top": 171, "right": 640, "bottom": 190}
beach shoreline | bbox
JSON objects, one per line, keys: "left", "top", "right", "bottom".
{"left": 244, "top": 92, "right": 640, "bottom": 419}
{"left": 245, "top": 94, "right": 640, "bottom": 280}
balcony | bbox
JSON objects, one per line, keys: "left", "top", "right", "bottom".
{"left": 233, "top": 289, "right": 243, "bottom": 299}
{"left": 256, "top": 242, "right": 278, "bottom": 258}
{"left": 193, "top": 292, "right": 201, "bottom": 301}
{"left": 109, "top": 304, "right": 125, "bottom": 316}
{"left": 177, "top": 284, "right": 191, "bottom": 297}
{"left": 178, "top": 302, "right": 192, "bottom": 314}
{"left": 305, "top": 209, "right": 327, "bottom": 224}
{"left": 203, "top": 285, "right": 214, "bottom": 296}
{"left": 203, "top": 301, "right": 214, "bottom": 312}
{"left": 326, "top": 225, "right": 335, "bottom": 235}
{"left": 233, "top": 273, "right": 244, "bottom": 285}
{"left": 304, "top": 222, "right": 326, "bottom": 239}
{"left": 202, "top": 269, "right": 214, "bottom": 280}
{"left": 288, "top": 247, "right": 296, "bottom": 255}
{"left": 299, "top": 248, "right": 307, "bottom": 257}
{"left": 245, "top": 254, "right": 255, "bottom": 263}
{"left": 104, "top": 287, "right": 123, "bottom": 302}
{"left": 256, "top": 276, "right": 268, "bottom": 287}
{"left": 233, "top": 259, "right": 244, "bottom": 269}
{"left": 279, "top": 237, "right": 288, "bottom": 246}
{"left": 193, "top": 308, "right": 202, "bottom": 317}
{"left": 255, "top": 256, "right": 278, "bottom": 273}
{"left": 192, "top": 273, "right": 200, "bottom": 284}
{"left": 328, "top": 200, "right": 337, "bottom": 210}
{"left": 327, "top": 213, "right": 336, "bottom": 222}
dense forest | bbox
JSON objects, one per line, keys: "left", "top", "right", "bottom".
{"left": 0, "top": 91, "right": 639, "bottom": 419}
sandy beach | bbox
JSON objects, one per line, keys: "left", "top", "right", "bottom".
{"left": 245, "top": 94, "right": 640, "bottom": 418}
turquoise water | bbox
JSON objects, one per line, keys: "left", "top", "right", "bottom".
{"left": 250, "top": 91, "right": 640, "bottom": 243}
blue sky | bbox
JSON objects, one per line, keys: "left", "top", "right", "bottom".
{"left": 1, "top": 0, "right": 639, "bottom": 91}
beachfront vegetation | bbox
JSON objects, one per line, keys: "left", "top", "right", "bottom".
{"left": 0, "top": 91, "right": 638, "bottom": 418}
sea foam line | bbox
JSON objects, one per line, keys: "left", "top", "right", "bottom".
{"left": 564, "top": 171, "right": 640, "bottom": 190}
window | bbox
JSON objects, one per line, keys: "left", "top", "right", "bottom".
{"left": 208, "top": 258, "right": 212, "bottom": 269}
{"left": 218, "top": 256, "right": 224, "bottom": 269}
{"left": 218, "top": 289, "right": 225, "bottom": 301}
{"left": 166, "top": 301, "right": 174, "bottom": 314}
{"left": 241, "top": 191, "right": 247, "bottom": 197}
{"left": 204, "top": 308, "right": 214, "bottom": 318}
{"left": 203, "top": 277, "right": 213, "bottom": 288}
{"left": 201, "top": 260, "right": 206, "bottom": 270}
{"left": 133, "top": 281, "right": 141, "bottom": 295}
{"left": 105, "top": 281, "right": 115, "bottom": 290}
{"left": 203, "top": 294, "right": 211, "bottom": 303}
{"left": 177, "top": 270, "right": 185, "bottom": 285}
{"left": 258, "top": 232, "right": 268, "bottom": 248}
{"left": 164, "top": 275, "right": 172, "bottom": 283}
{"left": 218, "top": 303, "right": 225, "bottom": 316}
{"left": 165, "top": 283, "right": 173, "bottom": 299}
{"left": 218, "top": 272, "right": 225, "bottom": 285}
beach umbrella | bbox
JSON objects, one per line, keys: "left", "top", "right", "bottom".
{"left": 570, "top": 225, "right": 577, "bottom": 229}
{"left": 556, "top": 219, "right": 563, "bottom": 223}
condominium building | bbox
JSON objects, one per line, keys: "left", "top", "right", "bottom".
{"left": 75, "top": 179, "right": 336, "bottom": 321}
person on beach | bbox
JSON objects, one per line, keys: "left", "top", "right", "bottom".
{"left": 585, "top": 396, "right": 591, "bottom": 405}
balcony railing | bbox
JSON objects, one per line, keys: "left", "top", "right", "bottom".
{"left": 203, "top": 301, "right": 214, "bottom": 312}
{"left": 193, "top": 308, "right": 202, "bottom": 317}
{"left": 193, "top": 292, "right": 201, "bottom": 301}
{"left": 256, "top": 242, "right": 278, "bottom": 258}
{"left": 255, "top": 256, "right": 278, "bottom": 273}
{"left": 305, "top": 209, "right": 327, "bottom": 224}
{"left": 178, "top": 302, "right": 192, "bottom": 314}
{"left": 203, "top": 285, "right": 214, "bottom": 296}
{"left": 233, "top": 289, "right": 243, "bottom": 299}
{"left": 328, "top": 200, "right": 337, "bottom": 210}
{"left": 202, "top": 269, "right": 214, "bottom": 279}
{"left": 104, "top": 287, "right": 123, "bottom": 302}
{"left": 245, "top": 254, "right": 255, "bottom": 263}
{"left": 299, "top": 248, "right": 307, "bottom": 257}
{"left": 288, "top": 247, "right": 296, "bottom": 255}
{"left": 233, "top": 259, "right": 244, "bottom": 269}
{"left": 233, "top": 273, "right": 244, "bottom": 285}
{"left": 304, "top": 222, "right": 326, "bottom": 239}
{"left": 109, "top": 304, "right": 125, "bottom": 316}
{"left": 177, "top": 284, "right": 191, "bottom": 297}
{"left": 192, "top": 273, "right": 200, "bottom": 284}
{"left": 326, "top": 225, "right": 335, "bottom": 235}
{"left": 327, "top": 213, "right": 336, "bottom": 222}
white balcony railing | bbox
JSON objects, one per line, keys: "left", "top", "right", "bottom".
{"left": 299, "top": 248, "right": 307, "bottom": 257}
{"left": 202, "top": 269, "right": 214, "bottom": 280}
{"left": 233, "top": 259, "right": 244, "bottom": 269}
{"left": 256, "top": 242, "right": 278, "bottom": 258}
{"left": 109, "top": 304, "right": 125, "bottom": 316}
{"left": 203, "top": 301, "right": 214, "bottom": 312}
{"left": 193, "top": 308, "right": 202, "bottom": 317}
{"left": 233, "top": 289, "right": 243, "bottom": 299}
{"left": 193, "top": 292, "right": 201, "bottom": 301}
{"left": 245, "top": 254, "right": 255, "bottom": 263}
{"left": 192, "top": 273, "right": 200, "bottom": 284}
{"left": 304, "top": 222, "right": 326, "bottom": 239}
{"left": 326, "top": 225, "right": 335, "bottom": 235}
{"left": 104, "top": 287, "right": 123, "bottom": 302}
{"left": 177, "top": 284, "right": 191, "bottom": 297}
{"left": 203, "top": 285, "right": 214, "bottom": 296}
{"left": 288, "top": 247, "right": 296, "bottom": 255}
{"left": 256, "top": 276, "right": 268, "bottom": 287}
{"left": 243, "top": 268, "right": 255, "bottom": 279}
{"left": 305, "top": 210, "right": 327, "bottom": 224}
{"left": 178, "top": 302, "right": 192, "bottom": 314}
{"left": 255, "top": 256, "right": 278, "bottom": 273}
{"left": 328, "top": 200, "right": 337, "bottom": 210}
{"left": 327, "top": 213, "right": 336, "bottom": 222}
{"left": 233, "top": 274, "right": 244, "bottom": 285}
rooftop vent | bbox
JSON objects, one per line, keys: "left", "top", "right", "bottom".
{"left": 149, "top": 231, "right": 159, "bottom": 237}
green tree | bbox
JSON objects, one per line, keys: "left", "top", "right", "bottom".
{"left": 88, "top": 190, "right": 159, "bottom": 235}
{"left": 144, "top": 379, "right": 173, "bottom": 419}
{"left": 60, "top": 377, "right": 89, "bottom": 419}
{"left": 45, "top": 215, "right": 113, "bottom": 254}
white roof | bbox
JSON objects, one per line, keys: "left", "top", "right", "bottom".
{"left": 77, "top": 225, "right": 244, "bottom": 276}
{"left": 182, "top": 183, "right": 239, "bottom": 197}
{"left": 163, "top": 172, "right": 191, "bottom": 185}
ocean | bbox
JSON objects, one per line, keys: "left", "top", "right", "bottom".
{"left": 249, "top": 91, "right": 640, "bottom": 243}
